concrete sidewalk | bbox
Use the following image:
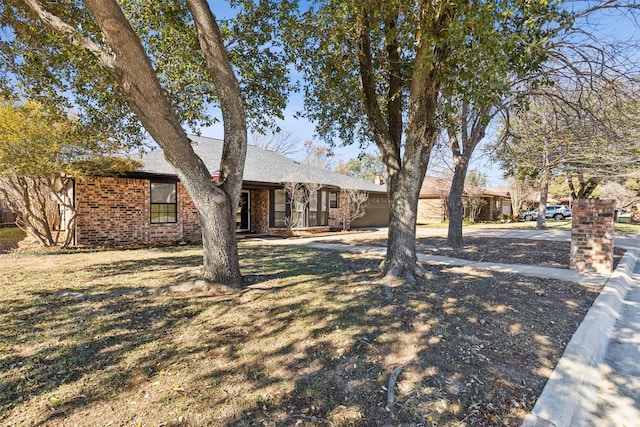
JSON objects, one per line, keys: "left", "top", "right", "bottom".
{"left": 522, "top": 249, "right": 639, "bottom": 427}
{"left": 255, "top": 227, "right": 640, "bottom": 426}
{"left": 585, "top": 256, "right": 640, "bottom": 427}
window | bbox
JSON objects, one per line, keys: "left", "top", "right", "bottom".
{"left": 273, "top": 189, "right": 287, "bottom": 227}
{"left": 329, "top": 192, "right": 339, "bottom": 208}
{"left": 151, "top": 182, "right": 177, "bottom": 223}
{"left": 308, "top": 190, "right": 318, "bottom": 226}
{"left": 319, "top": 190, "right": 328, "bottom": 224}
{"left": 270, "top": 188, "right": 330, "bottom": 228}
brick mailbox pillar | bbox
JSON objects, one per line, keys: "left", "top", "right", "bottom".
{"left": 631, "top": 205, "right": 640, "bottom": 224}
{"left": 570, "top": 199, "right": 615, "bottom": 274}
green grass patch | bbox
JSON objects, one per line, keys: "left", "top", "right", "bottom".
{"left": 0, "top": 227, "right": 26, "bottom": 252}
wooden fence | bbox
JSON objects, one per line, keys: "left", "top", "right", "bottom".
{"left": 0, "top": 199, "right": 16, "bottom": 228}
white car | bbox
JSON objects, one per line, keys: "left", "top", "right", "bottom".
{"left": 522, "top": 205, "right": 572, "bottom": 221}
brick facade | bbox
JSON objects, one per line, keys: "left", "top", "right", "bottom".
{"left": 75, "top": 177, "right": 200, "bottom": 245}
{"left": 73, "top": 177, "right": 388, "bottom": 245}
{"left": 328, "top": 192, "right": 350, "bottom": 230}
{"left": 631, "top": 204, "right": 640, "bottom": 224}
{"left": 570, "top": 199, "right": 615, "bottom": 274}
{"left": 417, "top": 198, "right": 447, "bottom": 223}
{"left": 250, "top": 189, "right": 270, "bottom": 234}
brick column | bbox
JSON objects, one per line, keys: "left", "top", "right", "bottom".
{"left": 570, "top": 199, "right": 615, "bottom": 274}
{"left": 250, "top": 189, "right": 270, "bottom": 234}
{"left": 631, "top": 205, "right": 640, "bottom": 224}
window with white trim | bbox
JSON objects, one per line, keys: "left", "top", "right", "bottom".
{"left": 150, "top": 182, "right": 177, "bottom": 223}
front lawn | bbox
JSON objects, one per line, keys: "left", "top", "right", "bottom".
{"left": 0, "top": 226, "right": 26, "bottom": 253}
{"left": 0, "top": 242, "right": 601, "bottom": 426}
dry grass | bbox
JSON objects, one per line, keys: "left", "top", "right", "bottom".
{"left": 0, "top": 227, "right": 26, "bottom": 253}
{"left": 0, "top": 241, "right": 601, "bottom": 426}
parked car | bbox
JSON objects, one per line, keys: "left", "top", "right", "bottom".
{"left": 546, "top": 205, "right": 572, "bottom": 220}
{"left": 521, "top": 208, "right": 538, "bottom": 221}
{"left": 522, "top": 205, "right": 572, "bottom": 221}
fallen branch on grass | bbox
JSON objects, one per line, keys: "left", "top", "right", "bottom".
{"left": 385, "top": 365, "right": 404, "bottom": 414}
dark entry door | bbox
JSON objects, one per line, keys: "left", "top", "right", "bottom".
{"left": 237, "top": 191, "right": 250, "bottom": 231}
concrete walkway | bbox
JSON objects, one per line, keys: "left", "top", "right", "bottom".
{"left": 254, "top": 227, "right": 640, "bottom": 426}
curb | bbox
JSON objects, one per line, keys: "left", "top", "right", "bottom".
{"left": 522, "top": 250, "right": 640, "bottom": 427}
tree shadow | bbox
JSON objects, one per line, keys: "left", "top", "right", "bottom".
{"left": 1, "top": 244, "right": 602, "bottom": 426}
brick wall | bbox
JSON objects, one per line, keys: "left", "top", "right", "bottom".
{"left": 631, "top": 204, "right": 640, "bottom": 224}
{"left": 570, "top": 199, "right": 615, "bottom": 274}
{"left": 75, "top": 177, "right": 200, "bottom": 245}
{"left": 417, "top": 198, "right": 446, "bottom": 223}
{"left": 329, "top": 192, "right": 350, "bottom": 230}
{"left": 251, "top": 189, "right": 269, "bottom": 234}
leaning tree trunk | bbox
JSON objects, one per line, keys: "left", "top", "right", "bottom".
{"left": 23, "top": 0, "right": 246, "bottom": 286}
{"left": 446, "top": 159, "right": 469, "bottom": 249}
{"left": 87, "top": 0, "right": 245, "bottom": 286}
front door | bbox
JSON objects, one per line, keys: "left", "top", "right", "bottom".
{"left": 236, "top": 191, "right": 250, "bottom": 231}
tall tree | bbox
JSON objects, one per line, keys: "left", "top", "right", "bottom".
{"left": 288, "top": 0, "right": 566, "bottom": 282}
{"left": 336, "top": 152, "right": 386, "bottom": 183}
{"left": 445, "top": 102, "right": 497, "bottom": 247}
{"left": 498, "top": 81, "right": 640, "bottom": 228}
{"left": 445, "top": 1, "right": 640, "bottom": 245}
{"left": 1, "top": 0, "right": 291, "bottom": 287}
{"left": 498, "top": 95, "right": 570, "bottom": 228}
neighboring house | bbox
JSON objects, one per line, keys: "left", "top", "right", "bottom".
{"left": 65, "top": 135, "right": 389, "bottom": 246}
{"left": 417, "top": 176, "right": 512, "bottom": 223}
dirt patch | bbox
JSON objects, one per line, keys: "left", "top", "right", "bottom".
{"left": 325, "top": 235, "right": 626, "bottom": 270}
{"left": 0, "top": 243, "right": 604, "bottom": 426}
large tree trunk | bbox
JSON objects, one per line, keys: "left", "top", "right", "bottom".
{"left": 355, "top": 11, "right": 441, "bottom": 283}
{"left": 24, "top": 0, "right": 247, "bottom": 286}
{"left": 446, "top": 160, "right": 469, "bottom": 249}
{"left": 384, "top": 167, "right": 424, "bottom": 283}
{"left": 23, "top": 0, "right": 246, "bottom": 287}
{"left": 83, "top": 0, "right": 245, "bottom": 286}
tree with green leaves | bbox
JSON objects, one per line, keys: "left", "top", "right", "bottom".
{"left": 1, "top": 0, "right": 291, "bottom": 286}
{"left": 288, "top": 0, "right": 567, "bottom": 282}
{"left": 497, "top": 94, "right": 569, "bottom": 229}
{"left": 0, "top": 100, "right": 139, "bottom": 247}
{"left": 336, "top": 153, "right": 386, "bottom": 184}
{"left": 440, "top": 1, "right": 640, "bottom": 246}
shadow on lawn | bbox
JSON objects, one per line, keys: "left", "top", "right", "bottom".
{"left": 0, "top": 244, "right": 599, "bottom": 426}
{"left": 0, "top": 290, "right": 208, "bottom": 422}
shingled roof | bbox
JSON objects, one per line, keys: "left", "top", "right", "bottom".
{"left": 136, "top": 135, "right": 387, "bottom": 193}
